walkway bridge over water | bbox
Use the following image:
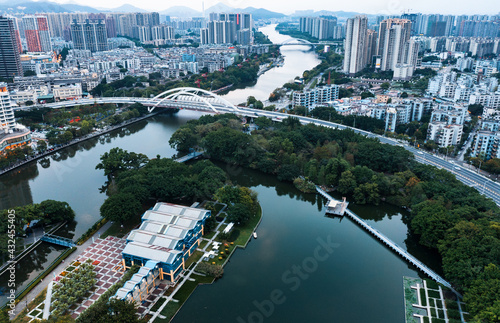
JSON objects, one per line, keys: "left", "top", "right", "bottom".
{"left": 316, "top": 187, "right": 454, "bottom": 290}
{"left": 40, "top": 234, "right": 76, "bottom": 248}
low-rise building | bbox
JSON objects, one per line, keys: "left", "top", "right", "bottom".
{"left": 427, "top": 123, "right": 463, "bottom": 147}
{"left": 120, "top": 203, "right": 210, "bottom": 283}
{"left": 53, "top": 83, "right": 82, "bottom": 101}
{"left": 470, "top": 130, "right": 500, "bottom": 160}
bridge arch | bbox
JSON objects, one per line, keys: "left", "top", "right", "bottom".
{"left": 150, "top": 87, "right": 239, "bottom": 113}
{"left": 280, "top": 38, "right": 314, "bottom": 46}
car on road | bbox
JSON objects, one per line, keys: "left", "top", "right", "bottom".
{"left": 454, "top": 166, "right": 461, "bottom": 171}
{"left": 417, "top": 151, "right": 424, "bottom": 155}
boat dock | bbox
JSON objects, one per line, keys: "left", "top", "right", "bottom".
{"left": 316, "top": 187, "right": 454, "bottom": 290}
{"left": 316, "top": 186, "right": 349, "bottom": 216}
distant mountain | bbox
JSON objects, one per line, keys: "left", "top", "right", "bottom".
{"left": 242, "top": 7, "right": 286, "bottom": 20}
{"left": 203, "top": 2, "right": 286, "bottom": 20}
{"left": 0, "top": 1, "right": 70, "bottom": 13}
{"left": 205, "top": 2, "right": 233, "bottom": 14}
{"left": 59, "top": 3, "right": 100, "bottom": 13}
{"left": 105, "top": 4, "right": 149, "bottom": 13}
{"left": 160, "top": 6, "right": 202, "bottom": 18}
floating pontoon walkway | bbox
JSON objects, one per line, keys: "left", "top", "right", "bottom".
{"left": 316, "top": 187, "right": 453, "bottom": 289}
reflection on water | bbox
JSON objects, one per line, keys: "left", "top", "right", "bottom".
{"left": 173, "top": 164, "right": 425, "bottom": 323}
{"left": 0, "top": 111, "right": 202, "bottom": 304}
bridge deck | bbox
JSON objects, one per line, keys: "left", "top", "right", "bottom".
{"left": 41, "top": 234, "right": 76, "bottom": 248}
{"left": 175, "top": 151, "right": 204, "bottom": 163}
{"left": 316, "top": 187, "right": 453, "bottom": 289}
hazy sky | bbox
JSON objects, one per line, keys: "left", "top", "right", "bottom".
{"left": 55, "top": 0, "right": 500, "bottom": 15}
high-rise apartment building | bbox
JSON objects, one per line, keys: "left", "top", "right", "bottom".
{"left": 0, "top": 16, "right": 23, "bottom": 78}
{"left": 343, "top": 16, "right": 369, "bottom": 75}
{"left": 201, "top": 13, "right": 252, "bottom": 45}
{"left": 377, "top": 18, "right": 412, "bottom": 71}
{"left": 71, "top": 19, "right": 108, "bottom": 52}
{"left": 23, "top": 16, "right": 52, "bottom": 52}
{"left": 300, "top": 16, "right": 338, "bottom": 40}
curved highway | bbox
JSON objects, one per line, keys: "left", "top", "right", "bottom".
{"left": 33, "top": 97, "right": 500, "bottom": 206}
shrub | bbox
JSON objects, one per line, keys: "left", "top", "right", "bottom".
{"left": 196, "top": 262, "right": 224, "bottom": 278}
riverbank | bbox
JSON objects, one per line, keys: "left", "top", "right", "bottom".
{"left": 0, "top": 110, "right": 165, "bottom": 178}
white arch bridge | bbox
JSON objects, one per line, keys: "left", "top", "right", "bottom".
{"left": 264, "top": 39, "right": 343, "bottom": 47}
{"left": 40, "top": 87, "right": 240, "bottom": 114}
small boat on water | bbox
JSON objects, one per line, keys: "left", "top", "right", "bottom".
{"left": 253, "top": 232, "right": 257, "bottom": 239}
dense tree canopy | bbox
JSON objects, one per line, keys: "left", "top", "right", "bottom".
{"left": 168, "top": 113, "right": 500, "bottom": 318}
{"left": 96, "top": 147, "right": 149, "bottom": 177}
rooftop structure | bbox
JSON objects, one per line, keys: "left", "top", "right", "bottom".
{"left": 121, "top": 202, "right": 210, "bottom": 283}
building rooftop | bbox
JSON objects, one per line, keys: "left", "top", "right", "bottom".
{"left": 122, "top": 241, "right": 182, "bottom": 264}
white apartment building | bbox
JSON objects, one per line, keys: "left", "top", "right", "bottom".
{"left": 0, "top": 84, "right": 15, "bottom": 130}
{"left": 427, "top": 123, "right": 463, "bottom": 147}
{"left": 53, "top": 83, "right": 83, "bottom": 101}
{"left": 292, "top": 85, "right": 340, "bottom": 109}
{"left": 470, "top": 131, "right": 500, "bottom": 159}
{"left": 9, "top": 85, "right": 49, "bottom": 105}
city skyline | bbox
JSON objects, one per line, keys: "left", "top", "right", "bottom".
{"left": 44, "top": 0, "right": 500, "bottom": 16}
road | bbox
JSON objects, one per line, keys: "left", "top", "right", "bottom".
{"left": 30, "top": 97, "right": 500, "bottom": 206}
{"left": 231, "top": 107, "right": 500, "bottom": 206}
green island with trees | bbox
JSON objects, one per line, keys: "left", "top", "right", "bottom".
{"left": 168, "top": 113, "right": 500, "bottom": 322}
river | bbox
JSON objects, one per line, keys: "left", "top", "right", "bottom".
{"left": 221, "top": 24, "right": 321, "bottom": 104}
{"left": 0, "top": 24, "right": 439, "bottom": 322}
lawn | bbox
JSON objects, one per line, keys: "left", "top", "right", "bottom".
{"left": 100, "top": 212, "right": 142, "bottom": 238}
{"left": 155, "top": 302, "right": 181, "bottom": 322}
{"left": 198, "top": 239, "right": 209, "bottom": 250}
{"left": 203, "top": 229, "right": 217, "bottom": 240}
{"left": 12, "top": 288, "right": 47, "bottom": 323}
{"left": 185, "top": 250, "right": 204, "bottom": 269}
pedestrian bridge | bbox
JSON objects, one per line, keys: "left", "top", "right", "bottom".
{"left": 41, "top": 234, "right": 76, "bottom": 248}
{"left": 316, "top": 187, "right": 455, "bottom": 291}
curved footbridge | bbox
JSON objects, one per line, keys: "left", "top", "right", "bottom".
{"left": 316, "top": 187, "right": 456, "bottom": 292}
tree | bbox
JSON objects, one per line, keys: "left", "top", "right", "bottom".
{"left": 410, "top": 200, "right": 458, "bottom": 248}
{"left": 39, "top": 200, "right": 75, "bottom": 223}
{"left": 401, "top": 92, "right": 409, "bottom": 98}
{"left": 227, "top": 203, "right": 252, "bottom": 224}
{"left": 24, "top": 70, "right": 36, "bottom": 77}
{"left": 169, "top": 127, "right": 199, "bottom": 152}
{"left": 96, "top": 148, "right": 149, "bottom": 177}
{"left": 464, "top": 264, "right": 500, "bottom": 322}
{"left": 337, "top": 171, "right": 357, "bottom": 195}
{"left": 247, "top": 96, "right": 257, "bottom": 106}
{"left": 37, "top": 140, "right": 47, "bottom": 153}
{"left": 380, "top": 82, "right": 390, "bottom": 90}
{"left": 468, "top": 104, "right": 484, "bottom": 117}
{"left": 196, "top": 262, "right": 224, "bottom": 278}
{"left": 360, "top": 91, "right": 374, "bottom": 99}
{"left": 254, "top": 116, "right": 272, "bottom": 129}
{"left": 107, "top": 298, "right": 144, "bottom": 322}
{"left": 100, "top": 193, "right": 142, "bottom": 225}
